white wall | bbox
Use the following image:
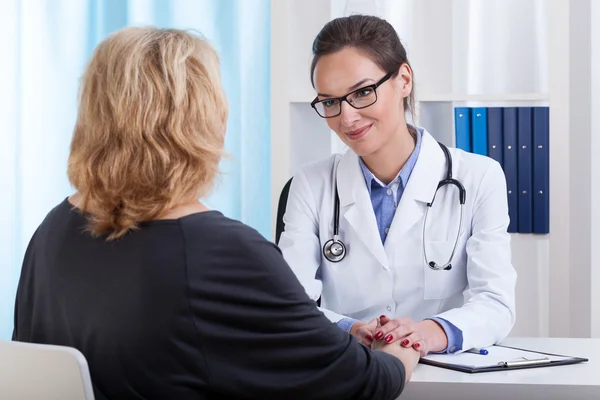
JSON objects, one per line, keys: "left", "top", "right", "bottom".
{"left": 551, "top": 0, "right": 600, "bottom": 339}
{"left": 567, "top": 0, "right": 592, "bottom": 338}
{"left": 592, "top": 0, "right": 600, "bottom": 338}
{"left": 547, "top": 0, "right": 571, "bottom": 338}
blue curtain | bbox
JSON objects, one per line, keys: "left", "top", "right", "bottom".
{"left": 0, "top": 0, "right": 271, "bottom": 340}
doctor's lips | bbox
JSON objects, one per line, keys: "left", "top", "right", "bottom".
{"left": 344, "top": 124, "right": 372, "bottom": 141}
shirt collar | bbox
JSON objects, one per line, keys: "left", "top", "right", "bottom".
{"left": 359, "top": 125, "right": 423, "bottom": 193}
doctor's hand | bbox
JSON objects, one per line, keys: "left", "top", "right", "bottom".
{"left": 375, "top": 316, "right": 448, "bottom": 356}
{"left": 349, "top": 318, "right": 380, "bottom": 346}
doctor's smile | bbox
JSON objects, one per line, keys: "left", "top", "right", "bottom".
{"left": 279, "top": 14, "right": 516, "bottom": 361}
{"left": 344, "top": 123, "right": 372, "bottom": 141}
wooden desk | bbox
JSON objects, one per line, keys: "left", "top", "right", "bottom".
{"left": 401, "top": 337, "right": 599, "bottom": 400}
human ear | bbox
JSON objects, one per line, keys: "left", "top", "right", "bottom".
{"left": 397, "top": 63, "right": 413, "bottom": 98}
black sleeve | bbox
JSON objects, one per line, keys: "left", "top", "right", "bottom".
{"left": 183, "top": 217, "right": 405, "bottom": 400}
{"left": 12, "top": 229, "right": 38, "bottom": 342}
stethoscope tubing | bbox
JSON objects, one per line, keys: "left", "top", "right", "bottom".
{"left": 322, "top": 142, "right": 466, "bottom": 270}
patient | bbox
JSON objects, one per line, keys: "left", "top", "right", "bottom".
{"left": 12, "top": 27, "right": 419, "bottom": 399}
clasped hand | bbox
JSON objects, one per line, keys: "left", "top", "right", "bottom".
{"left": 351, "top": 315, "right": 448, "bottom": 356}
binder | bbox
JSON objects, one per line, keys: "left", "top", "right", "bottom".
{"left": 420, "top": 344, "right": 588, "bottom": 374}
{"left": 532, "top": 107, "right": 550, "bottom": 234}
{"left": 471, "top": 107, "right": 488, "bottom": 156}
{"left": 503, "top": 107, "right": 518, "bottom": 233}
{"left": 486, "top": 107, "right": 503, "bottom": 167}
{"left": 454, "top": 107, "right": 471, "bottom": 152}
{"left": 517, "top": 107, "right": 533, "bottom": 233}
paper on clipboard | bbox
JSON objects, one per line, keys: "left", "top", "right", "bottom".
{"left": 422, "top": 346, "right": 573, "bottom": 369}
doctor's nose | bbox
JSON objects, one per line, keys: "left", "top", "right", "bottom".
{"left": 339, "top": 101, "right": 360, "bottom": 127}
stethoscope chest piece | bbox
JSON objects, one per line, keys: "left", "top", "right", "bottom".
{"left": 323, "top": 236, "right": 346, "bottom": 263}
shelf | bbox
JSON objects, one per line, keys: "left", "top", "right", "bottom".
{"left": 417, "top": 93, "right": 550, "bottom": 102}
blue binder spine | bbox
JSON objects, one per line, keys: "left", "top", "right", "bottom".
{"left": 487, "top": 107, "right": 503, "bottom": 167}
{"left": 503, "top": 107, "right": 519, "bottom": 233}
{"left": 517, "top": 107, "right": 533, "bottom": 233}
{"left": 532, "top": 107, "right": 550, "bottom": 234}
{"left": 471, "top": 107, "right": 488, "bottom": 156}
{"left": 454, "top": 107, "right": 471, "bottom": 152}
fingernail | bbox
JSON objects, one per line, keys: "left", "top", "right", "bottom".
{"left": 380, "top": 315, "right": 387, "bottom": 319}
{"left": 402, "top": 339, "right": 410, "bottom": 346}
{"left": 385, "top": 335, "right": 393, "bottom": 343}
{"left": 374, "top": 332, "right": 384, "bottom": 340}
{"left": 366, "top": 335, "right": 373, "bottom": 341}
{"left": 414, "top": 343, "right": 421, "bottom": 349}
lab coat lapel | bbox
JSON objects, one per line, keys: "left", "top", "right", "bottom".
{"left": 386, "top": 131, "right": 446, "bottom": 241}
{"left": 336, "top": 151, "right": 389, "bottom": 269}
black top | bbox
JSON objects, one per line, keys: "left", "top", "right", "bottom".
{"left": 13, "top": 198, "right": 405, "bottom": 400}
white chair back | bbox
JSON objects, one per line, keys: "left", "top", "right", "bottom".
{"left": 0, "top": 340, "right": 95, "bottom": 399}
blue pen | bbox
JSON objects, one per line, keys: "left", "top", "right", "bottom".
{"left": 467, "top": 348, "right": 489, "bottom": 355}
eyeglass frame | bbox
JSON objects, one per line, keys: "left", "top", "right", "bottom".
{"left": 310, "top": 71, "right": 394, "bottom": 118}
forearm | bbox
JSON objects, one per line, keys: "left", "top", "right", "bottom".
{"left": 356, "top": 348, "right": 407, "bottom": 399}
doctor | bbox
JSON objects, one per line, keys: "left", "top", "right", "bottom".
{"left": 278, "top": 15, "right": 516, "bottom": 356}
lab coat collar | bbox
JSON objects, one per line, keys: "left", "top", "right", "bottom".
{"left": 386, "top": 129, "right": 446, "bottom": 240}
{"left": 336, "top": 128, "right": 445, "bottom": 207}
{"left": 400, "top": 129, "right": 446, "bottom": 204}
{"left": 336, "top": 129, "right": 446, "bottom": 267}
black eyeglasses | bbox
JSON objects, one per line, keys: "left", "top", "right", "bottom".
{"left": 311, "top": 72, "right": 394, "bottom": 118}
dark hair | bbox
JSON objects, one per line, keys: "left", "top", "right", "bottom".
{"left": 310, "top": 15, "right": 415, "bottom": 116}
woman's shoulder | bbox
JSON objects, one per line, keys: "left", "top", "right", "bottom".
{"left": 178, "top": 211, "right": 288, "bottom": 281}
{"left": 178, "top": 211, "right": 276, "bottom": 254}
{"left": 35, "top": 197, "right": 80, "bottom": 232}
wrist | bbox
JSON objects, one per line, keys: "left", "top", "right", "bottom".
{"left": 422, "top": 320, "right": 448, "bottom": 351}
{"left": 349, "top": 320, "right": 365, "bottom": 336}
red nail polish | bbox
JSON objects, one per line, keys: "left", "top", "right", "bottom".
{"left": 380, "top": 315, "right": 387, "bottom": 319}
{"left": 385, "top": 335, "right": 393, "bottom": 343}
{"left": 414, "top": 343, "right": 421, "bottom": 349}
{"left": 402, "top": 339, "right": 409, "bottom": 346}
{"left": 366, "top": 335, "right": 373, "bottom": 341}
{"left": 374, "top": 332, "right": 384, "bottom": 340}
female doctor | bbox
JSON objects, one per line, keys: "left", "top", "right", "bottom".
{"left": 278, "top": 15, "right": 516, "bottom": 356}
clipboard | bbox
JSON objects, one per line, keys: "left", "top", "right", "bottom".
{"left": 420, "top": 344, "right": 588, "bottom": 373}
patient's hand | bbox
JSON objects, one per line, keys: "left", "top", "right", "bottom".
{"left": 350, "top": 318, "right": 380, "bottom": 346}
{"left": 374, "top": 315, "right": 448, "bottom": 356}
{"left": 372, "top": 339, "right": 421, "bottom": 382}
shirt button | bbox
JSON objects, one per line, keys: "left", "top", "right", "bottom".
{"left": 450, "top": 346, "right": 457, "bottom": 353}
{"left": 384, "top": 228, "right": 390, "bottom": 234}
{"left": 386, "top": 189, "right": 392, "bottom": 196}
{"left": 387, "top": 306, "right": 392, "bottom": 311}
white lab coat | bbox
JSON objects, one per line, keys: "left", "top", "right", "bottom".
{"left": 278, "top": 129, "right": 516, "bottom": 351}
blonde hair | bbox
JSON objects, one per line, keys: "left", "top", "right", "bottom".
{"left": 68, "top": 27, "right": 228, "bottom": 240}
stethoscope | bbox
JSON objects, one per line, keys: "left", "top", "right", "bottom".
{"left": 322, "top": 142, "right": 466, "bottom": 271}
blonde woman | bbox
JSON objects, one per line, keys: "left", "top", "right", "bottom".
{"left": 12, "top": 27, "right": 419, "bottom": 399}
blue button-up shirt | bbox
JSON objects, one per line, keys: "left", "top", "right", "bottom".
{"left": 336, "top": 127, "right": 463, "bottom": 353}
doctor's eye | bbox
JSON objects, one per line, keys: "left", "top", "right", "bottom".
{"left": 355, "top": 88, "right": 373, "bottom": 98}
{"left": 321, "top": 99, "right": 339, "bottom": 109}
